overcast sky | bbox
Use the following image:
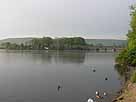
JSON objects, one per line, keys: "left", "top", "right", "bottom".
{"left": 0, "top": 0, "right": 135, "bottom": 39}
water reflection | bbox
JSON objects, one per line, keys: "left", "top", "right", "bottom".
{"left": 0, "top": 50, "right": 86, "bottom": 64}
{"left": 53, "top": 51, "right": 86, "bottom": 64}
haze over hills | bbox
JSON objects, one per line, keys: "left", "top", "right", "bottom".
{"left": 0, "top": 37, "right": 127, "bottom": 47}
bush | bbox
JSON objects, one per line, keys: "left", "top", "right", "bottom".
{"left": 116, "top": 48, "right": 136, "bottom": 66}
{"left": 115, "top": 48, "right": 128, "bottom": 65}
{"left": 130, "top": 70, "right": 136, "bottom": 83}
{"left": 127, "top": 48, "right": 136, "bottom": 66}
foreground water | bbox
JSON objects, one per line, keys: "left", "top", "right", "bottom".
{"left": 0, "top": 50, "right": 122, "bottom": 102}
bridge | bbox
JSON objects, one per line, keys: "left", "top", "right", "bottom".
{"left": 82, "top": 45, "right": 124, "bottom": 52}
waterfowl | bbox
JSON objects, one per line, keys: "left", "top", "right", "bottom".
{"left": 95, "top": 91, "right": 102, "bottom": 99}
{"left": 105, "top": 77, "right": 108, "bottom": 80}
{"left": 104, "top": 92, "right": 107, "bottom": 96}
{"left": 92, "top": 69, "right": 96, "bottom": 72}
{"left": 57, "top": 85, "right": 62, "bottom": 91}
{"left": 87, "top": 98, "right": 94, "bottom": 102}
{"left": 96, "top": 95, "right": 101, "bottom": 99}
{"left": 95, "top": 91, "right": 99, "bottom": 95}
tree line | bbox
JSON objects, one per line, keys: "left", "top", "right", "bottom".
{"left": 1, "top": 37, "right": 88, "bottom": 50}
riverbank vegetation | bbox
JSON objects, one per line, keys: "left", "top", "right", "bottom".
{"left": 130, "top": 70, "right": 136, "bottom": 83}
{"left": 116, "top": 5, "right": 136, "bottom": 83}
{"left": 116, "top": 5, "right": 136, "bottom": 68}
{"left": 115, "top": 5, "right": 136, "bottom": 102}
{"left": 1, "top": 37, "right": 88, "bottom": 50}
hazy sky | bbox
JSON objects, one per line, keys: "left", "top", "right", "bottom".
{"left": 0, "top": 0, "right": 135, "bottom": 39}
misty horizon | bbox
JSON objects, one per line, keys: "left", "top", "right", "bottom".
{"left": 0, "top": 35, "right": 127, "bottom": 40}
{"left": 0, "top": 0, "right": 135, "bottom": 40}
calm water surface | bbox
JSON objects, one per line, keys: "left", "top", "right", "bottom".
{"left": 0, "top": 50, "right": 122, "bottom": 102}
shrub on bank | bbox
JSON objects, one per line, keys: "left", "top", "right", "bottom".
{"left": 130, "top": 70, "right": 136, "bottom": 83}
{"left": 116, "top": 48, "right": 128, "bottom": 65}
{"left": 116, "top": 48, "right": 136, "bottom": 66}
{"left": 127, "top": 48, "right": 136, "bottom": 66}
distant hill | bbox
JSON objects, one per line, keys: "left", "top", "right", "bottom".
{"left": 0, "top": 38, "right": 127, "bottom": 47}
{"left": 0, "top": 38, "right": 34, "bottom": 44}
{"left": 85, "top": 39, "right": 127, "bottom": 46}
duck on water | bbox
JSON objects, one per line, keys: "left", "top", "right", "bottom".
{"left": 87, "top": 98, "right": 94, "bottom": 102}
{"left": 57, "top": 85, "right": 62, "bottom": 91}
{"left": 87, "top": 91, "right": 108, "bottom": 102}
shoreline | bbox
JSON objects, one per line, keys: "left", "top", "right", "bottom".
{"left": 112, "top": 65, "right": 136, "bottom": 102}
{"left": 112, "top": 81, "right": 136, "bottom": 102}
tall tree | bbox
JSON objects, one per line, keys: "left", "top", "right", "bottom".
{"left": 128, "top": 5, "right": 136, "bottom": 49}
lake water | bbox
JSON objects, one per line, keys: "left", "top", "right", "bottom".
{"left": 0, "top": 50, "right": 122, "bottom": 102}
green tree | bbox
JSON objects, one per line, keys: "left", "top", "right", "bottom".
{"left": 41, "top": 37, "right": 53, "bottom": 49}
{"left": 31, "top": 38, "right": 41, "bottom": 49}
{"left": 1, "top": 42, "right": 11, "bottom": 49}
{"left": 128, "top": 5, "right": 136, "bottom": 49}
{"left": 116, "top": 5, "right": 136, "bottom": 66}
{"left": 20, "top": 43, "right": 25, "bottom": 50}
